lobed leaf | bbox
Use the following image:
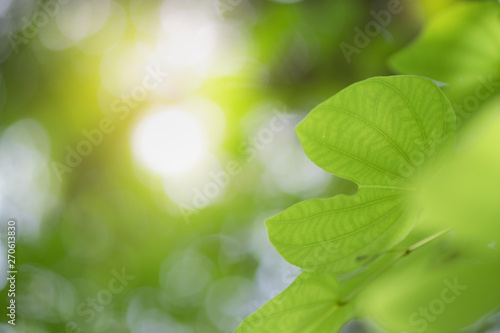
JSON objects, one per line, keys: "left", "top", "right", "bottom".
{"left": 234, "top": 272, "right": 353, "bottom": 333}
{"left": 266, "top": 75, "right": 455, "bottom": 273}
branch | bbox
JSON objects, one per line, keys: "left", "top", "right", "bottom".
{"left": 339, "top": 227, "right": 452, "bottom": 305}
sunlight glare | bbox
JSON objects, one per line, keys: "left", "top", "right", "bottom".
{"left": 132, "top": 109, "right": 207, "bottom": 176}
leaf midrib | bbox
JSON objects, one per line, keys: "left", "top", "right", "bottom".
{"left": 271, "top": 206, "right": 401, "bottom": 248}
{"left": 300, "top": 132, "right": 409, "bottom": 183}
{"left": 370, "top": 79, "right": 429, "bottom": 157}
{"left": 322, "top": 105, "right": 415, "bottom": 168}
{"left": 268, "top": 195, "right": 400, "bottom": 225}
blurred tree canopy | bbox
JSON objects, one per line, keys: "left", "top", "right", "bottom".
{"left": 0, "top": 0, "right": 499, "bottom": 332}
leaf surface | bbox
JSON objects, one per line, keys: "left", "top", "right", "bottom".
{"left": 389, "top": 2, "right": 500, "bottom": 84}
{"left": 234, "top": 272, "right": 352, "bottom": 333}
{"left": 266, "top": 75, "right": 455, "bottom": 273}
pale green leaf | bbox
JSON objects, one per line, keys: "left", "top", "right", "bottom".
{"left": 389, "top": 1, "right": 500, "bottom": 84}
{"left": 362, "top": 236, "right": 500, "bottom": 333}
{"left": 266, "top": 75, "right": 455, "bottom": 273}
{"left": 416, "top": 96, "right": 500, "bottom": 256}
{"left": 234, "top": 272, "right": 352, "bottom": 333}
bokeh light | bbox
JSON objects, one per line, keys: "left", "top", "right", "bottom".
{"left": 131, "top": 108, "right": 207, "bottom": 176}
{"left": 0, "top": 119, "right": 59, "bottom": 239}
{"left": 3, "top": 0, "right": 500, "bottom": 332}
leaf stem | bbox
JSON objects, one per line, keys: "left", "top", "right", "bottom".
{"left": 406, "top": 227, "right": 452, "bottom": 252}
{"left": 338, "top": 227, "right": 452, "bottom": 305}
{"left": 358, "top": 185, "right": 417, "bottom": 191}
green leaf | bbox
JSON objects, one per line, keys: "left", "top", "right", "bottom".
{"left": 389, "top": 1, "right": 500, "bottom": 84}
{"left": 234, "top": 272, "right": 353, "bottom": 333}
{"left": 361, "top": 236, "right": 500, "bottom": 333}
{"left": 266, "top": 75, "right": 455, "bottom": 273}
{"left": 417, "top": 96, "right": 500, "bottom": 256}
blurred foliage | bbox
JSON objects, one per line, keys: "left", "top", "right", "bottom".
{"left": 0, "top": 0, "right": 498, "bottom": 332}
